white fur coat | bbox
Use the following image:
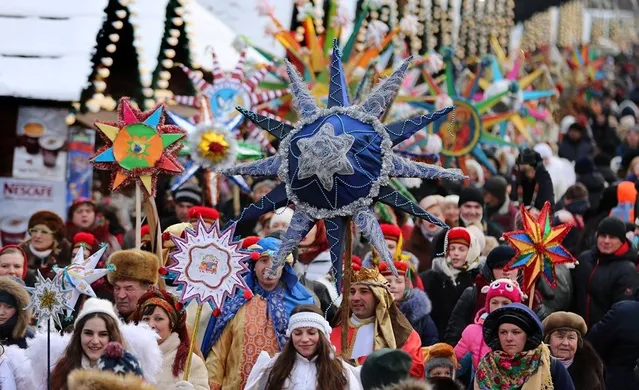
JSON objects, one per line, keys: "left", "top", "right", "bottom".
{"left": 25, "top": 322, "right": 162, "bottom": 389}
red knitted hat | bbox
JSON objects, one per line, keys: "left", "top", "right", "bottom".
{"left": 241, "top": 236, "right": 261, "bottom": 249}
{"left": 73, "top": 232, "right": 97, "bottom": 250}
{"left": 68, "top": 197, "right": 96, "bottom": 219}
{"left": 482, "top": 278, "right": 524, "bottom": 313}
{"left": 379, "top": 261, "right": 409, "bottom": 276}
{"left": 447, "top": 227, "right": 471, "bottom": 248}
{"left": 380, "top": 223, "right": 402, "bottom": 242}
{"left": 140, "top": 225, "right": 151, "bottom": 243}
{"left": 188, "top": 206, "right": 220, "bottom": 225}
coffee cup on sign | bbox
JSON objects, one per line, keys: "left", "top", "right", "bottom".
{"left": 0, "top": 217, "right": 28, "bottom": 246}
{"left": 23, "top": 122, "right": 45, "bottom": 155}
{"left": 39, "top": 135, "right": 65, "bottom": 168}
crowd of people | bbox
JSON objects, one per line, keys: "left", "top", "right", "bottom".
{"left": 3, "top": 49, "right": 639, "bottom": 390}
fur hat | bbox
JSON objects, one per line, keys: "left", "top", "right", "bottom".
{"left": 542, "top": 311, "right": 587, "bottom": 338}
{"left": 28, "top": 210, "right": 65, "bottom": 242}
{"left": 67, "top": 369, "right": 156, "bottom": 390}
{"left": 268, "top": 207, "right": 294, "bottom": 231}
{"left": 73, "top": 232, "right": 97, "bottom": 251}
{"left": 107, "top": 250, "right": 160, "bottom": 285}
{"left": 0, "top": 276, "right": 31, "bottom": 339}
{"left": 422, "top": 343, "right": 459, "bottom": 379}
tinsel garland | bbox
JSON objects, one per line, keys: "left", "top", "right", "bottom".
{"left": 522, "top": 9, "right": 551, "bottom": 52}
{"left": 558, "top": 1, "right": 583, "bottom": 48}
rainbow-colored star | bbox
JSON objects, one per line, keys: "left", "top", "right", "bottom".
{"left": 91, "top": 98, "right": 185, "bottom": 196}
{"left": 502, "top": 201, "right": 576, "bottom": 291}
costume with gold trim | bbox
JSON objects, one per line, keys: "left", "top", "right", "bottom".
{"left": 329, "top": 266, "right": 425, "bottom": 378}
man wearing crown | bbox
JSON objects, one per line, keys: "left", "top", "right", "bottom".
{"left": 330, "top": 263, "right": 425, "bottom": 378}
{"left": 201, "top": 237, "right": 315, "bottom": 390}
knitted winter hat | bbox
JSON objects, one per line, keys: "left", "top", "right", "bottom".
{"left": 485, "top": 245, "right": 516, "bottom": 270}
{"left": 446, "top": 227, "right": 471, "bottom": 249}
{"left": 360, "top": 348, "right": 412, "bottom": 390}
{"left": 483, "top": 177, "right": 508, "bottom": 205}
{"left": 28, "top": 210, "right": 65, "bottom": 242}
{"left": 188, "top": 206, "right": 220, "bottom": 225}
{"left": 422, "top": 343, "right": 459, "bottom": 379}
{"left": 457, "top": 187, "right": 484, "bottom": 208}
{"left": 379, "top": 261, "right": 410, "bottom": 277}
{"left": 74, "top": 297, "right": 119, "bottom": 327}
{"left": 380, "top": 223, "right": 402, "bottom": 242}
{"left": 481, "top": 278, "right": 525, "bottom": 313}
{"left": 597, "top": 216, "right": 627, "bottom": 242}
{"left": 97, "top": 342, "right": 144, "bottom": 377}
{"left": 73, "top": 232, "right": 97, "bottom": 251}
{"left": 173, "top": 183, "right": 202, "bottom": 205}
{"left": 268, "top": 207, "right": 294, "bottom": 231}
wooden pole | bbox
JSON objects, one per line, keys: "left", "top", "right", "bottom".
{"left": 183, "top": 304, "right": 204, "bottom": 380}
{"left": 528, "top": 284, "right": 535, "bottom": 309}
{"left": 232, "top": 185, "right": 240, "bottom": 217}
{"left": 341, "top": 218, "right": 353, "bottom": 357}
{"left": 135, "top": 184, "right": 142, "bottom": 248}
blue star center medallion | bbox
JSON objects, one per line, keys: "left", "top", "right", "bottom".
{"left": 296, "top": 123, "right": 355, "bottom": 191}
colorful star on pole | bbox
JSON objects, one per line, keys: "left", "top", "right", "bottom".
{"left": 502, "top": 201, "right": 576, "bottom": 291}
{"left": 56, "top": 243, "right": 113, "bottom": 317}
{"left": 91, "top": 98, "right": 186, "bottom": 196}
{"left": 26, "top": 271, "right": 74, "bottom": 329}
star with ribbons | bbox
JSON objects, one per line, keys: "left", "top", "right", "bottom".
{"left": 56, "top": 243, "right": 113, "bottom": 317}
{"left": 502, "top": 201, "right": 577, "bottom": 291}
{"left": 26, "top": 271, "right": 74, "bottom": 329}
{"left": 220, "top": 39, "right": 466, "bottom": 289}
{"left": 91, "top": 98, "right": 185, "bottom": 197}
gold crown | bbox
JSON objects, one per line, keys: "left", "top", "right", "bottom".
{"left": 351, "top": 267, "right": 388, "bottom": 286}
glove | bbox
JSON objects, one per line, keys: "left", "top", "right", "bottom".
{"left": 175, "top": 381, "right": 195, "bottom": 390}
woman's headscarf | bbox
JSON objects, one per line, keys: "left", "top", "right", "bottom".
{"left": 482, "top": 303, "right": 544, "bottom": 352}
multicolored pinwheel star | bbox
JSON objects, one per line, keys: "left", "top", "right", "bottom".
{"left": 56, "top": 243, "right": 112, "bottom": 317}
{"left": 502, "top": 201, "right": 576, "bottom": 291}
{"left": 26, "top": 271, "right": 74, "bottom": 329}
{"left": 91, "top": 98, "right": 185, "bottom": 196}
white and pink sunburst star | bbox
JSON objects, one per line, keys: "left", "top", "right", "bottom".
{"left": 168, "top": 217, "right": 250, "bottom": 308}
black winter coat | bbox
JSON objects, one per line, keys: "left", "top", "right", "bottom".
{"left": 558, "top": 137, "right": 594, "bottom": 162}
{"left": 420, "top": 260, "right": 478, "bottom": 338}
{"left": 566, "top": 341, "right": 605, "bottom": 390}
{"left": 398, "top": 288, "right": 438, "bottom": 347}
{"left": 587, "top": 300, "right": 639, "bottom": 390}
{"left": 573, "top": 244, "right": 639, "bottom": 327}
{"left": 443, "top": 263, "right": 495, "bottom": 346}
{"left": 577, "top": 172, "right": 606, "bottom": 211}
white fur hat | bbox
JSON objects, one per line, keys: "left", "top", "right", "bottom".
{"left": 74, "top": 297, "right": 119, "bottom": 327}
{"left": 533, "top": 143, "right": 553, "bottom": 160}
{"left": 560, "top": 116, "right": 576, "bottom": 134}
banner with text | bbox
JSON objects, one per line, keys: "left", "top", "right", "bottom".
{"left": 0, "top": 178, "right": 66, "bottom": 246}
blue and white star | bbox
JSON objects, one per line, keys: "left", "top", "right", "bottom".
{"left": 221, "top": 39, "right": 466, "bottom": 288}
{"left": 297, "top": 123, "right": 355, "bottom": 191}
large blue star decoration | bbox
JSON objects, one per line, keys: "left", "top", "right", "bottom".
{"left": 221, "top": 39, "right": 466, "bottom": 289}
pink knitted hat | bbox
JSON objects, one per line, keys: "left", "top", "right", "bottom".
{"left": 482, "top": 278, "right": 525, "bottom": 313}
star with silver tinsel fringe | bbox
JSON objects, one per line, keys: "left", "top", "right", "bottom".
{"left": 220, "top": 39, "right": 466, "bottom": 289}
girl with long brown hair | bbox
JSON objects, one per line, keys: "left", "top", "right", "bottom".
{"left": 49, "top": 299, "right": 124, "bottom": 390}
{"left": 245, "top": 304, "right": 362, "bottom": 390}
{"left": 26, "top": 297, "right": 162, "bottom": 390}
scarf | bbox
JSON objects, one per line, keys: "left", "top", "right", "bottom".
{"left": 475, "top": 345, "right": 553, "bottom": 390}
{"left": 298, "top": 221, "right": 329, "bottom": 264}
{"left": 432, "top": 258, "right": 463, "bottom": 285}
{"left": 28, "top": 244, "right": 52, "bottom": 261}
{"left": 558, "top": 357, "right": 574, "bottom": 368}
